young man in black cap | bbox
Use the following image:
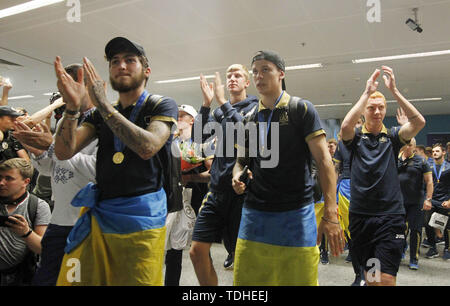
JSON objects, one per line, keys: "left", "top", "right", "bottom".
{"left": 53, "top": 37, "right": 178, "bottom": 285}
{"left": 232, "top": 50, "right": 343, "bottom": 285}
{"left": 0, "top": 106, "right": 29, "bottom": 162}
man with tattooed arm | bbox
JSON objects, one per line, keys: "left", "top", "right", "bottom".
{"left": 53, "top": 37, "right": 178, "bottom": 286}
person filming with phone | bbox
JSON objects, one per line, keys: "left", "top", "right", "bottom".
{"left": 0, "top": 158, "right": 51, "bottom": 286}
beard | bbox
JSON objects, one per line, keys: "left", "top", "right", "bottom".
{"left": 110, "top": 70, "right": 147, "bottom": 93}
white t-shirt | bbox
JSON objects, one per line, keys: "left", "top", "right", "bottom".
{"left": 31, "top": 141, "right": 97, "bottom": 226}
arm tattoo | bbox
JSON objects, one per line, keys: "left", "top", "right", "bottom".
{"left": 105, "top": 114, "right": 171, "bottom": 159}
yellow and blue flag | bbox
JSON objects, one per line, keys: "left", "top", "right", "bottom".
{"left": 337, "top": 178, "right": 351, "bottom": 238}
{"left": 234, "top": 204, "right": 320, "bottom": 286}
{"left": 56, "top": 183, "right": 167, "bottom": 286}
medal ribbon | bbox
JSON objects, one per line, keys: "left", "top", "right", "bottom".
{"left": 113, "top": 90, "right": 149, "bottom": 153}
{"left": 258, "top": 91, "right": 284, "bottom": 151}
{"left": 433, "top": 162, "right": 446, "bottom": 183}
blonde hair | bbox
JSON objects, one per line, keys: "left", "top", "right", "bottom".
{"left": 226, "top": 64, "right": 250, "bottom": 81}
{"left": 327, "top": 138, "right": 338, "bottom": 146}
{"left": 369, "top": 91, "right": 386, "bottom": 105}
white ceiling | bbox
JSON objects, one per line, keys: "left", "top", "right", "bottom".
{"left": 1, "top": 0, "right": 450, "bottom": 120}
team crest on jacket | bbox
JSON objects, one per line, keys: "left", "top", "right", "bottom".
{"left": 279, "top": 108, "right": 289, "bottom": 125}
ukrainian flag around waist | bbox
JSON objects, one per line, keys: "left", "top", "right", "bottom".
{"left": 337, "top": 178, "right": 351, "bottom": 199}
{"left": 65, "top": 182, "right": 167, "bottom": 253}
{"left": 239, "top": 203, "right": 317, "bottom": 247}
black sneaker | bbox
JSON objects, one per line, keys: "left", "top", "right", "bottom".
{"left": 350, "top": 274, "right": 366, "bottom": 286}
{"left": 351, "top": 274, "right": 361, "bottom": 286}
{"left": 345, "top": 253, "right": 352, "bottom": 263}
{"left": 436, "top": 237, "right": 445, "bottom": 245}
{"left": 443, "top": 249, "right": 450, "bottom": 261}
{"left": 425, "top": 248, "right": 439, "bottom": 259}
{"left": 223, "top": 254, "right": 234, "bottom": 270}
{"left": 422, "top": 239, "right": 433, "bottom": 248}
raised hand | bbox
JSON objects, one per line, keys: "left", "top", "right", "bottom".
{"left": 365, "top": 69, "right": 380, "bottom": 96}
{"left": 54, "top": 56, "right": 85, "bottom": 111}
{"left": 213, "top": 72, "right": 226, "bottom": 105}
{"left": 83, "top": 57, "right": 108, "bottom": 108}
{"left": 200, "top": 74, "right": 214, "bottom": 107}
{"left": 13, "top": 121, "right": 53, "bottom": 151}
{"left": 396, "top": 107, "right": 408, "bottom": 126}
{"left": 382, "top": 65, "right": 397, "bottom": 91}
{"left": 1, "top": 78, "right": 12, "bottom": 90}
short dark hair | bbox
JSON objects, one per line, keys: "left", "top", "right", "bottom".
{"left": 432, "top": 143, "right": 445, "bottom": 151}
{"left": 416, "top": 145, "right": 425, "bottom": 152}
{"left": 64, "top": 64, "right": 84, "bottom": 82}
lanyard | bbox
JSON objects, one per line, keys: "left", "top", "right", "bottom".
{"left": 433, "top": 162, "right": 446, "bottom": 183}
{"left": 258, "top": 91, "right": 284, "bottom": 150}
{"left": 113, "top": 90, "right": 149, "bottom": 153}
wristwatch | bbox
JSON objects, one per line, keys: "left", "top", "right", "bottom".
{"left": 425, "top": 198, "right": 432, "bottom": 202}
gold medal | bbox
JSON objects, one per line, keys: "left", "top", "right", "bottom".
{"left": 112, "top": 152, "right": 125, "bottom": 164}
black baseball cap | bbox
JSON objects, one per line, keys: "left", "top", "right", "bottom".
{"left": 251, "top": 50, "right": 286, "bottom": 90}
{"left": 105, "top": 37, "right": 147, "bottom": 61}
{"left": 0, "top": 106, "right": 23, "bottom": 117}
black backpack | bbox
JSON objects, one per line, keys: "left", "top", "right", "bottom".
{"left": 147, "top": 95, "right": 183, "bottom": 213}
{"left": 288, "top": 97, "right": 323, "bottom": 201}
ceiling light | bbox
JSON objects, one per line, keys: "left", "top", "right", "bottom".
{"left": 155, "top": 63, "right": 323, "bottom": 84}
{"left": 314, "top": 103, "right": 352, "bottom": 108}
{"left": 8, "top": 95, "right": 34, "bottom": 100}
{"left": 285, "top": 63, "right": 323, "bottom": 71}
{"left": 386, "top": 97, "right": 442, "bottom": 103}
{"left": 352, "top": 50, "right": 450, "bottom": 64}
{"left": 0, "top": 0, "right": 64, "bottom": 20}
{"left": 155, "top": 74, "right": 215, "bottom": 84}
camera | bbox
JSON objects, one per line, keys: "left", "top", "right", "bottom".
{"left": 406, "top": 18, "right": 423, "bottom": 33}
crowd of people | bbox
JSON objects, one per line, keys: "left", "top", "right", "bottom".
{"left": 0, "top": 37, "right": 448, "bottom": 286}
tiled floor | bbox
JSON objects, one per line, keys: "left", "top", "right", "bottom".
{"left": 172, "top": 241, "right": 450, "bottom": 286}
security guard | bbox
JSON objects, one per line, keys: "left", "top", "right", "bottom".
{"left": 0, "top": 106, "right": 29, "bottom": 162}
